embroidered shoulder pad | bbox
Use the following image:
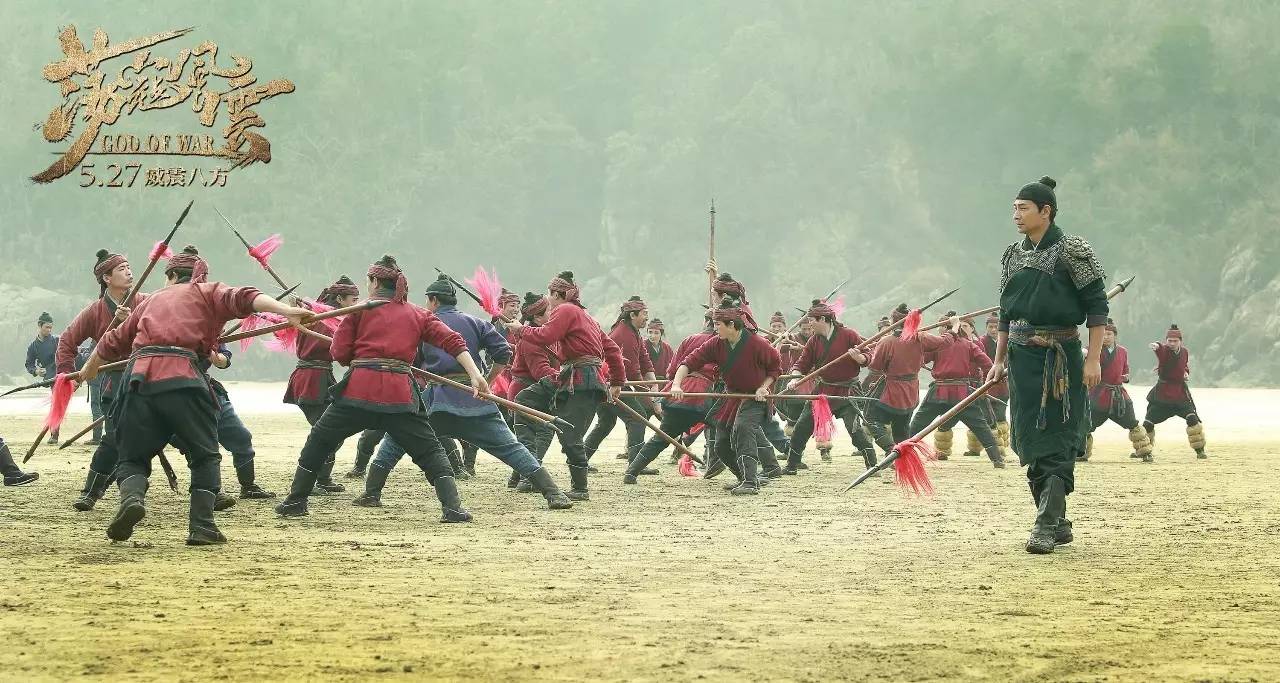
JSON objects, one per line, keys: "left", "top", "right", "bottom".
{"left": 1061, "top": 235, "right": 1106, "bottom": 289}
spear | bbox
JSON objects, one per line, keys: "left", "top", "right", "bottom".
{"left": 708, "top": 199, "right": 717, "bottom": 309}
{"left": 25, "top": 200, "right": 192, "bottom": 460}
{"left": 218, "top": 299, "right": 388, "bottom": 344}
{"left": 220, "top": 282, "right": 301, "bottom": 337}
{"left": 610, "top": 397, "right": 703, "bottom": 465}
{"left": 771, "top": 278, "right": 852, "bottom": 349}
{"left": 778, "top": 286, "right": 960, "bottom": 395}
{"left": 625, "top": 391, "right": 870, "bottom": 402}
{"left": 433, "top": 266, "right": 513, "bottom": 323}
{"left": 214, "top": 205, "right": 290, "bottom": 291}
{"left": 843, "top": 275, "right": 1136, "bottom": 493}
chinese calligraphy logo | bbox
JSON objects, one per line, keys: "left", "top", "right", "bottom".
{"left": 34, "top": 25, "right": 295, "bottom": 189}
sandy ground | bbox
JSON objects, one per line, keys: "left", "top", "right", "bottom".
{"left": 1, "top": 383, "right": 1278, "bottom": 682}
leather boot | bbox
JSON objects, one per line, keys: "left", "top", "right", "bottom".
{"left": 352, "top": 463, "right": 390, "bottom": 507}
{"left": 213, "top": 491, "right": 237, "bottom": 511}
{"left": 861, "top": 448, "right": 878, "bottom": 473}
{"left": 72, "top": 469, "right": 111, "bottom": 510}
{"left": 819, "top": 447, "right": 833, "bottom": 463}
{"left": 730, "top": 455, "right": 759, "bottom": 496}
{"left": 1, "top": 443, "right": 39, "bottom": 487}
{"left": 432, "top": 475, "right": 472, "bottom": 522}
{"left": 275, "top": 466, "right": 318, "bottom": 517}
{"left": 107, "top": 474, "right": 148, "bottom": 542}
{"left": 1056, "top": 496, "right": 1074, "bottom": 546}
{"left": 314, "top": 458, "right": 346, "bottom": 493}
{"left": 462, "top": 443, "right": 478, "bottom": 477}
{"left": 236, "top": 459, "right": 276, "bottom": 498}
{"left": 527, "top": 468, "right": 573, "bottom": 510}
{"left": 566, "top": 466, "right": 590, "bottom": 501}
{"left": 507, "top": 470, "right": 522, "bottom": 489}
{"left": 1026, "top": 475, "right": 1066, "bottom": 554}
{"left": 187, "top": 489, "right": 228, "bottom": 545}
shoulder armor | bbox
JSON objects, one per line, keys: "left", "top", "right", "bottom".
{"left": 1061, "top": 234, "right": 1106, "bottom": 289}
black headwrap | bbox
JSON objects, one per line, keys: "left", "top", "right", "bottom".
{"left": 1016, "top": 176, "right": 1058, "bottom": 220}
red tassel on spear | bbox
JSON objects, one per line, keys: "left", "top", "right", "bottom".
{"left": 247, "top": 234, "right": 284, "bottom": 268}
{"left": 464, "top": 266, "right": 503, "bottom": 318}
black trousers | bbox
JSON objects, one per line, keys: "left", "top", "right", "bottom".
{"left": 1144, "top": 399, "right": 1201, "bottom": 427}
{"left": 355, "top": 429, "right": 385, "bottom": 468}
{"left": 788, "top": 399, "right": 875, "bottom": 460}
{"left": 713, "top": 400, "right": 767, "bottom": 480}
{"left": 583, "top": 395, "right": 650, "bottom": 460}
{"left": 867, "top": 403, "right": 912, "bottom": 449}
{"left": 1090, "top": 407, "right": 1138, "bottom": 431}
{"left": 297, "top": 403, "right": 453, "bottom": 484}
{"left": 513, "top": 381, "right": 602, "bottom": 476}
{"left": 116, "top": 389, "right": 222, "bottom": 492}
{"left": 910, "top": 400, "right": 1001, "bottom": 458}
{"left": 86, "top": 386, "right": 122, "bottom": 477}
{"left": 630, "top": 406, "right": 704, "bottom": 471}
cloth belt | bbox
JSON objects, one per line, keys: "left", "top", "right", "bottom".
{"left": 295, "top": 359, "right": 333, "bottom": 371}
{"left": 1009, "top": 322, "right": 1079, "bottom": 429}
{"left": 350, "top": 357, "right": 412, "bottom": 374}
{"left": 557, "top": 355, "right": 603, "bottom": 395}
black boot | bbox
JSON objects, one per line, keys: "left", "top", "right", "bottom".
{"left": 213, "top": 491, "right": 237, "bottom": 511}
{"left": 236, "top": 459, "right": 276, "bottom": 498}
{"left": 731, "top": 455, "right": 759, "bottom": 496}
{"left": 107, "top": 475, "right": 148, "bottom": 542}
{"left": 566, "top": 466, "right": 590, "bottom": 501}
{"left": 527, "top": 468, "right": 573, "bottom": 510}
{"left": 819, "top": 447, "right": 833, "bottom": 463}
{"left": 1026, "top": 475, "right": 1066, "bottom": 554}
{"left": 507, "top": 470, "right": 522, "bottom": 489}
{"left": 314, "top": 459, "right": 346, "bottom": 493}
{"left": 782, "top": 448, "right": 803, "bottom": 475}
{"left": 1, "top": 443, "right": 39, "bottom": 487}
{"left": 432, "top": 475, "right": 472, "bottom": 522}
{"left": 187, "top": 489, "right": 228, "bottom": 545}
{"left": 239, "top": 483, "right": 276, "bottom": 499}
{"left": 462, "top": 443, "right": 478, "bottom": 477}
{"left": 352, "top": 463, "right": 390, "bottom": 507}
{"left": 72, "top": 469, "right": 111, "bottom": 510}
{"left": 275, "top": 466, "right": 317, "bottom": 517}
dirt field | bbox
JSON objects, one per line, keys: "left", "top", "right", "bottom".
{"left": 2, "top": 384, "right": 1278, "bottom": 682}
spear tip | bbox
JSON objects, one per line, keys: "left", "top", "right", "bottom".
{"left": 1118, "top": 275, "right": 1136, "bottom": 291}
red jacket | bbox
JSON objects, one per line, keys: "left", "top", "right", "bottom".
{"left": 608, "top": 321, "right": 654, "bottom": 381}
{"left": 518, "top": 303, "right": 625, "bottom": 387}
{"left": 792, "top": 325, "right": 866, "bottom": 397}
{"left": 681, "top": 331, "right": 781, "bottom": 422}
{"left": 284, "top": 305, "right": 340, "bottom": 406}
{"left": 646, "top": 339, "right": 673, "bottom": 379}
{"left": 980, "top": 333, "right": 1009, "bottom": 399}
{"left": 57, "top": 292, "right": 148, "bottom": 396}
{"left": 509, "top": 330, "right": 561, "bottom": 398}
{"left": 330, "top": 301, "right": 467, "bottom": 412}
{"left": 667, "top": 330, "right": 718, "bottom": 410}
{"left": 867, "top": 332, "right": 948, "bottom": 412}
{"left": 97, "top": 284, "right": 258, "bottom": 395}
{"left": 1151, "top": 344, "right": 1192, "bottom": 403}
{"left": 1089, "top": 343, "right": 1131, "bottom": 412}
{"left": 923, "top": 333, "right": 992, "bottom": 403}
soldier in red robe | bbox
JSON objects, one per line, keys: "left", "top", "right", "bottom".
{"left": 645, "top": 319, "right": 674, "bottom": 380}
{"left": 910, "top": 312, "right": 1005, "bottom": 467}
{"left": 512, "top": 271, "right": 626, "bottom": 500}
{"left": 980, "top": 313, "right": 1011, "bottom": 451}
{"left": 57, "top": 248, "right": 147, "bottom": 511}
{"left": 1142, "top": 324, "right": 1207, "bottom": 459}
{"left": 624, "top": 310, "right": 719, "bottom": 484}
{"left": 865, "top": 304, "right": 949, "bottom": 449}
{"left": 771, "top": 311, "right": 806, "bottom": 436}
{"left": 508, "top": 292, "right": 561, "bottom": 490}
{"left": 783, "top": 299, "right": 878, "bottom": 473}
{"left": 671, "top": 296, "right": 781, "bottom": 495}
{"left": 274, "top": 256, "right": 490, "bottom": 522}
{"left": 584, "top": 296, "right": 657, "bottom": 465}
{"left": 80, "top": 246, "right": 309, "bottom": 545}
{"left": 1085, "top": 319, "right": 1151, "bottom": 462}
{"left": 283, "top": 275, "right": 362, "bottom": 491}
